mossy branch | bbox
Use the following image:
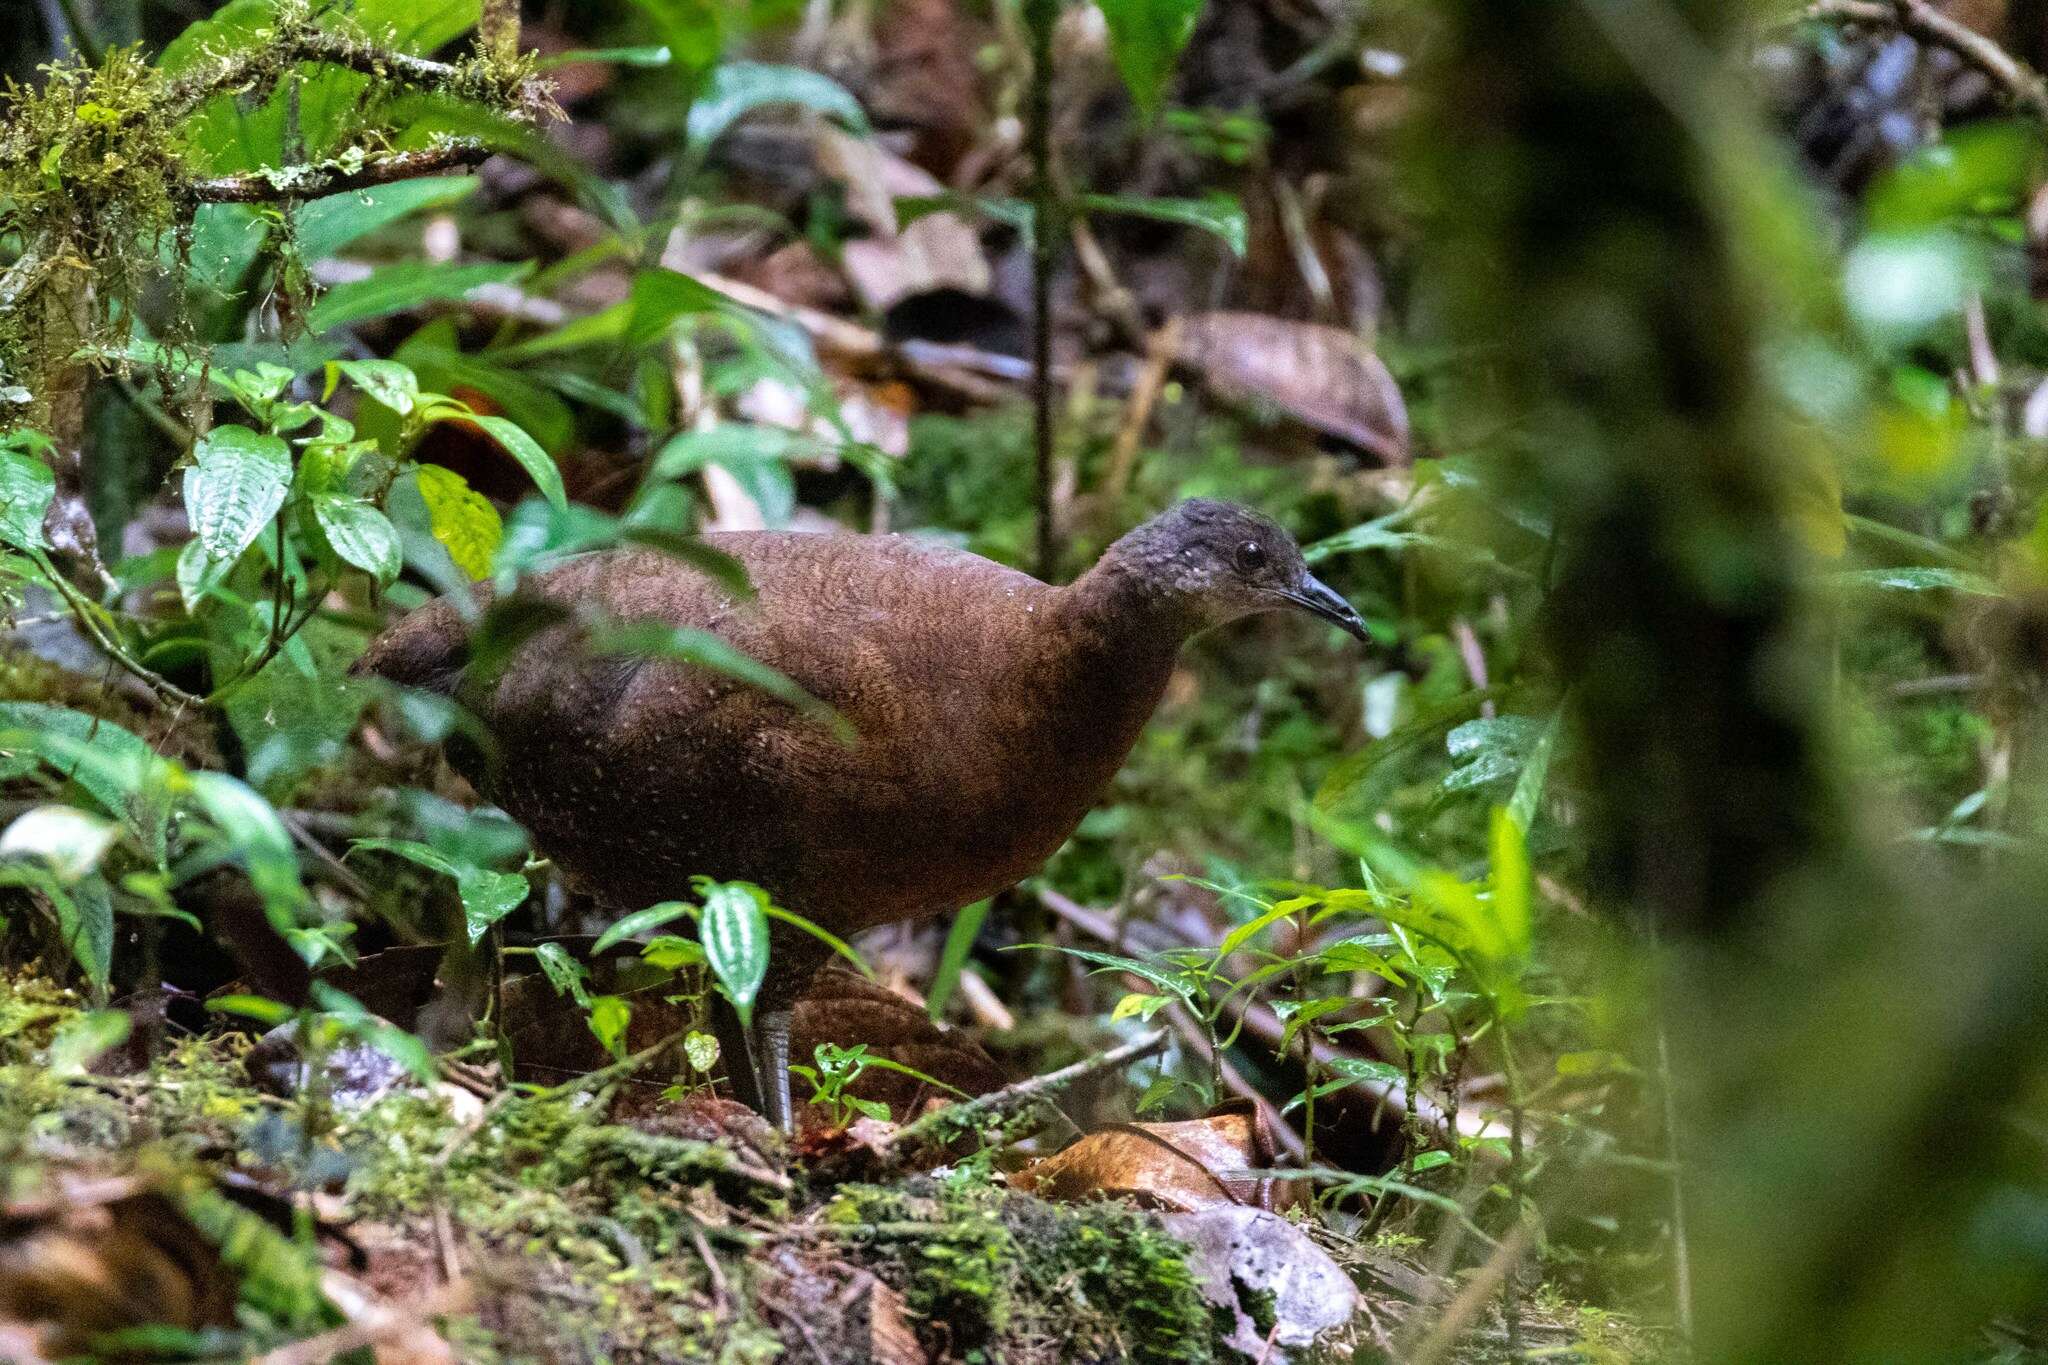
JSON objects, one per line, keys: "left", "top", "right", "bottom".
{"left": 185, "top": 139, "right": 494, "bottom": 204}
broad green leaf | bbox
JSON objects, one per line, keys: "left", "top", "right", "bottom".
{"left": 0, "top": 805, "right": 119, "bottom": 882}
{"left": 926, "top": 899, "right": 989, "bottom": 1021}
{"left": 534, "top": 941, "right": 592, "bottom": 1006}
{"left": 348, "top": 837, "right": 527, "bottom": 944}
{"left": 646, "top": 425, "right": 800, "bottom": 527}
{"left": 0, "top": 443, "right": 55, "bottom": 550}
{"left": 415, "top": 464, "right": 502, "bottom": 579}
{"left": 0, "top": 704, "right": 172, "bottom": 864}
{"left": 332, "top": 359, "right": 421, "bottom": 417}
{"left": 627, "top": 269, "right": 729, "bottom": 347}
{"left": 47, "top": 1009, "right": 132, "bottom": 1076}
{"left": 312, "top": 496, "right": 403, "bottom": 586}
{"left": 1080, "top": 192, "right": 1246, "bottom": 255}
{"left": 395, "top": 320, "right": 574, "bottom": 454}
{"left": 298, "top": 178, "right": 478, "bottom": 259}
{"left": 696, "top": 880, "right": 770, "bottom": 1028}
{"left": 1094, "top": 0, "right": 1206, "bottom": 116}
{"left": 468, "top": 414, "right": 568, "bottom": 513}
{"left": 588, "top": 994, "right": 632, "bottom": 1060}
{"left": 186, "top": 425, "right": 290, "bottom": 562}
{"left": 456, "top": 866, "right": 529, "bottom": 943}
{"left": 626, "top": 0, "right": 724, "bottom": 94}
{"left": 308, "top": 261, "right": 529, "bottom": 333}
{"left": 592, "top": 901, "right": 696, "bottom": 954}
{"left": 687, "top": 63, "right": 868, "bottom": 149}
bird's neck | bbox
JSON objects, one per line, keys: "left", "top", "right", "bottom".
{"left": 1053, "top": 555, "right": 1201, "bottom": 660}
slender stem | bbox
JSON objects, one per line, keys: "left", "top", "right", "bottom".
{"left": 31, "top": 550, "right": 204, "bottom": 709}
{"left": 1024, "top": 0, "right": 1058, "bottom": 582}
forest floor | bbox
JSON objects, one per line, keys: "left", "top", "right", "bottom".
{"left": 0, "top": 971, "right": 1655, "bottom": 1363}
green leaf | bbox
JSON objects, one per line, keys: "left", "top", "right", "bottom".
{"left": 1094, "top": 0, "right": 1206, "bottom": 116}
{"left": 534, "top": 941, "right": 592, "bottom": 1007}
{"left": 1505, "top": 712, "right": 1561, "bottom": 834}
{"left": 188, "top": 773, "right": 305, "bottom": 928}
{"left": 1217, "top": 899, "right": 1300, "bottom": 960}
{"left": 696, "top": 879, "right": 770, "bottom": 1028}
{"left": 687, "top": 63, "right": 869, "bottom": 149}
{"left": 0, "top": 443, "right": 55, "bottom": 550}
{"left": 467, "top": 414, "right": 568, "bottom": 513}
{"left": 1488, "top": 806, "right": 1532, "bottom": 962}
{"left": 627, "top": 269, "right": 730, "bottom": 348}
{"left": 1080, "top": 192, "right": 1246, "bottom": 255}
{"left": 298, "top": 178, "right": 478, "bottom": 259}
{"left": 683, "top": 1030, "right": 720, "bottom": 1072}
{"left": 642, "top": 935, "right": 706, "bottom": 971}
{"left": 588, "top": 994, "right": 632, "bottom": 1060}
{"left": 56, "top": 874, "right": 114, "bottom": 991}
{"left": 1822, "top": 566, "right": 2002, "bottom": 597}
{"left": 926, "top": 899, "right": 989, "bottom": 1022}
{"left": 47, "top": 1009, "right": 132, "bottom": 1076}
{"left": 0, "top": 704, "right": 172, "bottom": 864}
{"left": 0, "top": 805, "right": 119, "bottom": 883}
{"left": 457, "top": 866, "right": 529, "bottom": 944}
{"left": 592, "top": 901, "right": 695, "bottom": 955}
{"left": 312, "top": 497, "right": 403, "bottom": 586}
{"left": 308, "top": 261, "right": 529, "bottom": 333}
{"left": 1024, "top": 943, "right": 1199, "bottom": 1005}
{"left": 333, "top": 360, "right": 421, "bottom": 417}
{"left": 414, "top": 464, "right": 503, "bottom": 579}
{"left": 209, "top": 993, "right": 296, "bottom": 1026}
{"left": 645, "top": 425, "right": 800, "bottom": 527}
{"left": 590, "top": 621, "right": 836, "bottom": 725}
{"left": 348, "top": 837, "right": 527, "bottom": 945}
{"left": 186, "top": 425, "right": 291, "bottom": 562}
{"left": 626, "top": 0, "right": 724, "bottom": 93}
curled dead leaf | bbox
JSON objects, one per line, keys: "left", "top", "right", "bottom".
{"left": 1009, "top": 1106, "right": 1303, "bottom": 1212}
{"left": 1168, "top": 311, "right": 1409, "bottom": 464}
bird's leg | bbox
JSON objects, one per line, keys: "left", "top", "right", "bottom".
{"left": 751, "top": 1008, "right": 796, "bottom": 1134}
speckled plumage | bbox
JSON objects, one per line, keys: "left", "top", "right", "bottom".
{"left": 354, "top": 501, "right": 1367, "bottom": 1112}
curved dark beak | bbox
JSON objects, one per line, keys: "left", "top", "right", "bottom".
{"left": 1282, "top": 574, "right": 1371, "bottom": 643}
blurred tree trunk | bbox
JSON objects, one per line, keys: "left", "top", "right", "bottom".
{"left": 1415, "top": 1, "right": 2048, "bottom": 1358}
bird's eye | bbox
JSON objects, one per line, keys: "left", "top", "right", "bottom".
{"left": 1234, "top": 540, "right": 1267, "bottom": 573}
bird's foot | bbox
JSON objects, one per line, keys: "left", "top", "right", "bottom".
{"left": 747, "top": 1008, "right": 795, "bottom": 1135}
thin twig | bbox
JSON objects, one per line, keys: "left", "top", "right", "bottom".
{"left": 1807, "top": 0, "right": 2048, "bottom": 121}
{"left": 874, "top": 1027, "right": 1171, "bottom": 1164}
{"left": 30, "top": 550, "right": 205, "bottom": 708}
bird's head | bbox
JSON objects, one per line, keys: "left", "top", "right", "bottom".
{"left": 1097, "top": 499, "right": 1370, "bottom": 642}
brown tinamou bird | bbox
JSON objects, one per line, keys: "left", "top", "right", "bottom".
{"left": 353, "top": 499, "right": 1368, "bottom": 1128}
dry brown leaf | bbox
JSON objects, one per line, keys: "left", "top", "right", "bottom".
{"left": 1008, "top": 1106, "right": 1303, "bottom": 1213}
{"left": 0, "top": 1175, "right": 238, "bottom": 1358}
{"left": 1169, "top": 311, "right": 1410, "bottom": 464}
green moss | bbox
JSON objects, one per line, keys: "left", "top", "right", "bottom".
{"left": 828, "top": 1174, "right": 1225, "bottom": 1364}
